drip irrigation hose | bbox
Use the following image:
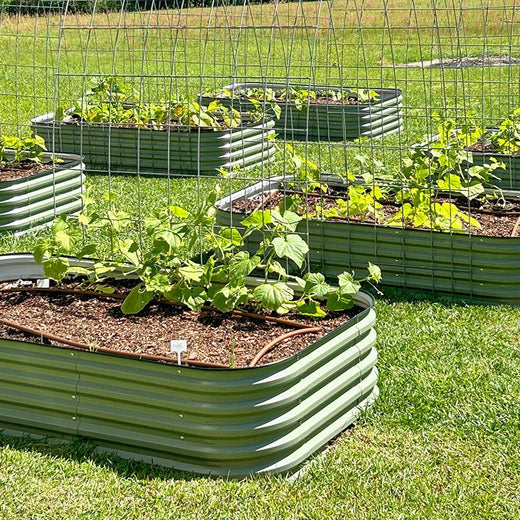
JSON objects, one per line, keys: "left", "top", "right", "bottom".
{"left": 0, "top": 317, "right": 228, "bottom": 369}
{"left": 0, "top": 286, "right": 312, "bottom": 330}
{"left": 248, "top": 327, "right": 322, "bottom": 367}
{"left": 1, "top": 286, "right": 126, "bottom": 299}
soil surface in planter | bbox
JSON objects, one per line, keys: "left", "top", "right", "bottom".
{"left": 226, "top": 93, "right": 375, "bottom": 106}
{"left": 230, "top": 189, "right": 520, "bottom": 238}
{"left": 467, "top": 141, "right": 519, "bottom": 156}
{"left": 0, "top": 160, "right": 51, "bottom": 182}
{"left": 64, "top": 114, "right": 258, "bottom": 132}
{"left": 0, "top": 284, "right": 359, "bottom": 368}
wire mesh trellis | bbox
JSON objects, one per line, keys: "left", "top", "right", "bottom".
{"left": 1, "top": 0, "right": 520, "bottom": 300}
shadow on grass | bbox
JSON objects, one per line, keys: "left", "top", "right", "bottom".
{"left": 0, "top": 429, "right": 337, "bottom": 482}
{"left": 369, "top": 284, "right": 509, "bottom": 309}
{"left": 0, "top": 432, "right": 219, "bottom": 481}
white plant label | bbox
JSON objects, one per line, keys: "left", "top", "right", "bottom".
{"left": 170, "top": 340, "right": 188, "bottom": 365}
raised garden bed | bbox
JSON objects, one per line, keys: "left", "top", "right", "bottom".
{"left": 31, "top": 113, "right": 276, "bottom": 176}
{"left": 202, "top": 82, "right": 403, "bottom": 141}
{"left": 216, "top": 176, "right": 520, "bottom": 304}
{"left": 0, "top": 151, "right": 84, "bottom": 233}
{"left": 0, "top": 254, "right": 378, "bottom": 476}
{"left": 418, "top": 129, "right": 520, "bottom": 191}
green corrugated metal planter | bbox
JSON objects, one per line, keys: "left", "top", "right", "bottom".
{"left": 471, "top": 153, "right": 520, "bottom": 190}
{"left": 216, "top": 176, "right": 520, "bottom": 304}
{"left": 420, "top": 130, "right": 520, "bottom": 190}
{"left": 202, "top": 82, "right": 403, "bottom": 141}
{"left": 0, "top": 152, "right": 84, "bottom": 232}
{"left": 0, "top": 254, "right": 378, "bottom": 476}
{"left": 31, "top": 113, "right": 276, "bottom": 176}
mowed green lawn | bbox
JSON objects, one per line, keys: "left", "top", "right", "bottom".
{"left": 1, "top": 1, "right": 520, "bottom": 518}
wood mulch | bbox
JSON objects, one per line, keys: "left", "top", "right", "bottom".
{"left": 230, "top": 189, "right": 520, "bottom": 238}
{"left": 0, "top": 160, "right": 49, "bottom": 182}
{"left": 0, "top": 283, "right": 360, "bottom": 369}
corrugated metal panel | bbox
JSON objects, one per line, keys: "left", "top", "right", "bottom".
{"left": 216, "top": 176, "right": 520, "bottom": 304}
{"left": 0, "top": 340, "right": 79, "bottom": 437}
{"left": 0, "top": 153, "right": 84, "bottom": 232}
{"left": 202, "top": 83, "right": 403, "bottom": 141}
{"left": 31, "top": 115, "right": 276, "bottom": 176}
{"left": 472, "top": 153, "right": 520, "bottom": 190}
{"left": 0, "top": 255, "right": 378, "bottom": 476}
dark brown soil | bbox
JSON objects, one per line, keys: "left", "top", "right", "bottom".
{"left": 0, "top": 285, "right": 360, "bottom": 369}
{"left": 309, "top": 95, "right": 370, "bottom": 106}
{"left": 0, "top": 160, "right": 49, "bottom": 182}
{"left": 237, "top": 94, "right": 369, "bottom": 106}
{"left": 230, "top": 189, "right": 520, "bottom": 238}
{"left": 467, "top": 142, "right": 495, "bottom": 153}
{"left": 466, "top": 141, "right": 520, "bottom": 156}
{"left": 65, "top": 114, "right": 247, "bottom": 132}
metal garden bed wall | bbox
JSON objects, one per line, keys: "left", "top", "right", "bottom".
{"left": 0, "top": 254, "right": 378, "bottom": 477}
{"left": 31, "top": 114, "right": 276, "bottom": 176}
{"left": 0, "top": 153, "right": 84, "bottom": 232}
{"left": 216, "top": 176, "right": 520, "bottom": 305}
{"left": 202, "top": 83, "right": 403, "bottom": 141}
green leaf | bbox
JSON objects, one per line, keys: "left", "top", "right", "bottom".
{"left": 241, "top": 209, "right": 272, "bottom": 229}
{"left": 178, "top": 263, "right": 205, "bottom": 282}
{"left": 153, "top": 229, "right": 181, "bottom": 253}
{"left": 326, "top": 291, "right": 355, "bottom": 312}
{"left": 118, "top": 239, "right": 140, "bottom": 267}
{"left": 218, "top": 227, "right": 243, "bottom": 247}
{"left": 144, "top": 273, "right": 170, "bottom": 293}
{"left": 164, "top": 285, "right": 207, "bottom": 311}
{"left": 121, "top": 284, "right": 154, "bottom": 314}
{"left": 279, "top": 195, "right": 302, "bottom": 213}
{"left": 297, "top": 299, "right": 326, "bottom": 318}
{"left": 78, "top": 212, "right": 90, "bottom": 226}
{"left": 458, "top": 212, "right": 482, "bottom": 229}
{"left": 337, "top": 272, "right": 361, "bottom": 296}
{"left": 253, "top": 282, "right": 294, "bottom": 311}
{"left": 211, "top": 284, "right": 249, "bottom": 313}
{"left": 228, "top": 252, "right": 261, "bottom": 279}
{"left": 271, "top": 209, "right": 302, "bottom": 232}
{"left": 275, "top": 301, "right": 297, "bottom": 315}
{"left": 144, "top": 215, "right": 163, "bottom": 233}
{"left": 437, "top": 174, "right": 462, "bottom": 192}
{"left": 55, "top": 230, "right": 73, "bottom": 252}
{"left": 169, "top": 205, "right": 190, "bottom": 218}
{"left": 367, "top": 262, "right": 382, "bottom": 283}
{"left": 211, "top": 265, "right": 229, "bottom": 284}
{"left": 78, "top": 244, "right": 97, "bottom": 259}
{"left": 42, "top": 257, "right": 69, "bottom": 281}
{"left": 33, "top": 242, "right": 49, "bottom": 265}
{"left": 272, "top": 234, "right": 309, "bottom": 267}
{"left": 303, "top": 272, "right": 331, "bottom": 298}
{"left": 267, "top": 260, "right": 288, "bottom": 277}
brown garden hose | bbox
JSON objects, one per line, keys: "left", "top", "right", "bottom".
{"left": 248, "top": 326, "right": 322, "bottom": 367}
{"left": 1, "top": 286, "right": 311, "bottom": 329}
{"left": 0, "top": 316, "right": 228, "bottom": 369}
{"left": 1, "top": 286, "right": 322, "bottom": 369}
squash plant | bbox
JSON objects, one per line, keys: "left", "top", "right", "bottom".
{"left": 58, "top": 76, "right": 264, "bottom": 130}
{"left": 33, "top": 188, "right": 381, "bottom": 319}
{"left": 209, "top": 85, "right": 381, "bottom": 109}
{"left": 272, "top": 133, "right": 503, "bottom": 233}
{"left": 423, "top": 110, "right": 520, "bottom": 157}
{"left": 0, "top": 134, "right": 47, "bottom": 165}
